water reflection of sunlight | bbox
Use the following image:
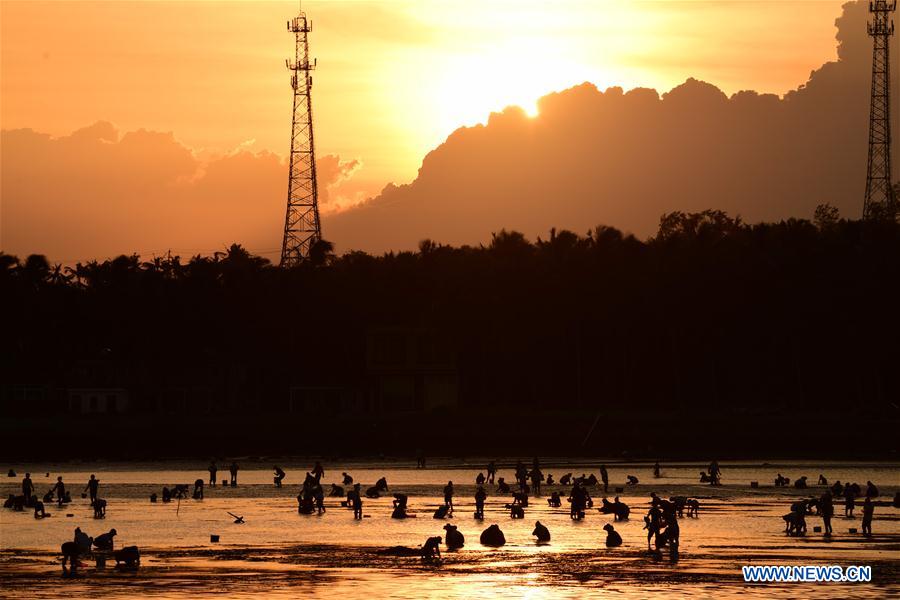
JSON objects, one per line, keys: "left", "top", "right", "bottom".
{"left": 0, "top": 461, "right": 897, "bottom": 599}
{"left": 517, "top": 584, "right": 555, "bottom": 600}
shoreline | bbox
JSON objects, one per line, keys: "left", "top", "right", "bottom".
{"left": 3, "top": 411, "right": 897, "bottom": 462}
{"left": 5, "top": 458, "right": 900, "bottom": 471}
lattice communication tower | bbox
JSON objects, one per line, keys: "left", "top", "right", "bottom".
{"left": 280, "top": 5, "right": 322, "bottom": 266}
{"left": 864, "top": 0, "right": 898, "bottom": 219}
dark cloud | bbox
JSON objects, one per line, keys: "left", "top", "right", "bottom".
{"left": 325, "top": 0, "right": 893, "bottom": 253}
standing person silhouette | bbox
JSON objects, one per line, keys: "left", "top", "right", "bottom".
{"left": 444, "top": 481, "right": 455, "bottom": 513}
{"left": 530, "top": 467, "right": 543, "bottom": 496}
{"left": 646, "top": 505, "right": 662, "bottom": 549}
{"left": 208, "top": 462, "right": 217, "bottom": 487}
{"left": 351, "top": 484, "right": 363, "bottom": 519}
{"left": 861, "top": 497, "right": 874, "bottom": 536}
{"left": 474, "top": 486, "right": 486, "bottom": 519}
{"left": 820, "top": 491, "right": 834, "bottom": 535}
{"left": 52, "top": 477, "right": 66, "bottom": 505}
{"left": 314, "top": 484, "right": 326, "bottom": 514}
{"left": 708, "top": 460, "right": 721, "bottom": 485}
{"left": 487, "top": 461, "right": 496, "bottom": 484}
{"left": 600, "top": 465, "right": 609, "bottom": 493}
{"left": 229, "top": 462, "right": 239, "bottom": 487}
{"left": 866, "top": 481, "right": 879, "bottom": 498}
{"left": 844, "top": 485, "right": 856, "bottom": 517}
{"left": 84, "top": 475, "right": 100, "bottom": 503}
{"left": 515, "top": 461, "right": 528, "bottom": 491}
{"left": 21, "top": 473, "right": 35, "bottom": 504}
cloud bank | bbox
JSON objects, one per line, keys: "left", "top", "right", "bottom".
{"left": 325, "top": 0, "right": 896, "bottom": 252}
{"left": 1, "top": 123, "right": 361, "bottom": 261}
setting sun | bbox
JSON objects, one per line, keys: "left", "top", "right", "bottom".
{"left": 428, "top": 38, "right": 595, "bottom": 129}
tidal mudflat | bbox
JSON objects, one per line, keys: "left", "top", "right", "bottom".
{"left": 1, "top": 460, "right": 897, "bottom": 598}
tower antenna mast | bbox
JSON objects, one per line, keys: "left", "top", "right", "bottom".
{"left": 864, "top": 0, "right": 897, "bottom": 219}
{"left": 280, "top": 3, "right": 322, "bottom": 266}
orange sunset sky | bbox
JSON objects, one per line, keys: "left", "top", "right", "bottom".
{"left": 0, "top": 1, "right": 885, "bottom": 261}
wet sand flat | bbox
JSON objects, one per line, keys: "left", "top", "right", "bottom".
{"left": 1, "top": 460, "right": 898, "bottom": 598}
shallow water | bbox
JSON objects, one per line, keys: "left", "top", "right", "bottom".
{"left": 1, "top": 459, "right": 898, "bottom": 598}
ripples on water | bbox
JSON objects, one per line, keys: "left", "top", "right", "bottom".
{"left": 1, "top": 460, "right": 898, "bottom": 598}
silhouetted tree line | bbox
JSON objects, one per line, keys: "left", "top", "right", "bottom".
{"left": 3, "top": 208, "right": 900, "bottom": 418}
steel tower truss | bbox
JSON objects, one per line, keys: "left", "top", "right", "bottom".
{"left": 864, "top": 0, "right": 898, "bottom": 219}
{"left": 280, "top": 7, "right": 322, "bottom": 266}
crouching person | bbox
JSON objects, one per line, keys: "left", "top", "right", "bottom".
{"left": 444, "top": 524, "right": 465, "bottom": 550}
{"left": 114, "top": 546, "right": 141, "bottom": 569}
{"left": 93, "top": 528, "right": 117, "bottom": 551}
{"left": 421, "top": 536, "right": 442, "bottom": 560}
